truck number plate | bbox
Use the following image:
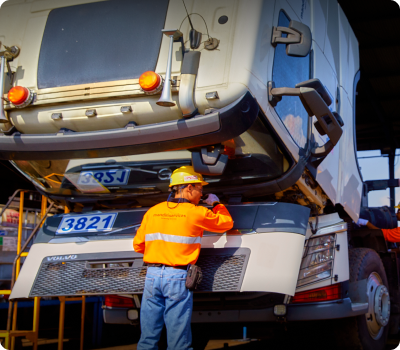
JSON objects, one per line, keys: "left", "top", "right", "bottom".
{"left": 78, "top": 169, "right": 130, "bottom": 186}
{"left": 56, "top": 213, "right": 118, "bottom": 235}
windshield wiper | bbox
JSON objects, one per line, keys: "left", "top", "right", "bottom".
{"left": 97, "top": 223, "right": 141, "bottom": 236}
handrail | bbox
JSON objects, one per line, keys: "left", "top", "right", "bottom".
{"left": 10, "top": 201, "right": 55, "bottom": 287}
{"left": 0, "top": 189, "right": 22, "bottom": 217}
{"left": 0, "top": 189, "right": 27, "bottom": 219}
{"left": 7, "top": 201, "right": 54, "bottom": 332}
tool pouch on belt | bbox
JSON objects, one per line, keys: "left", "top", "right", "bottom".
{"left": 185, "top": 264, "right": 202, "bottom": 291}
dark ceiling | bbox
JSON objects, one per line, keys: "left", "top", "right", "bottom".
{"left": 0, "top": 161, "right": 34, "bottom": 203}
{"left": 338, "top": 0, "right": 400, "bottom": 152}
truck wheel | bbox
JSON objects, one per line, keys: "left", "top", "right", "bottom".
{"left": 338, "top": 248, "right": 390, "bottom": 350}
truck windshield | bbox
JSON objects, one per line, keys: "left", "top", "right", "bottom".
{"left": 38, "top": 0, "right": 168, "bottom": 88}
{"left": 10, "top": 116, "right": 291, "bottom": 202}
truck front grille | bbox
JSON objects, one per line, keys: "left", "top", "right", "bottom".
{"left": 30, "top": 248, "right": 250, "bottom": 297}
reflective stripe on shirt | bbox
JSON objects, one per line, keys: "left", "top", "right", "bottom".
{"left": 145, "top": 232, "right": 201, "bottom": 244}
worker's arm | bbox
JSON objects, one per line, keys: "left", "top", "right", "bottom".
{"left": 199, "top": 203, "right": 234, "bottom": 233}
{"left": 358, "top": 218, "right": 400, "bottom": 242}
{"left": 358, "top": 218, "right": 379, "bottom": 230}
{"left": 366, "top": 221, "right": 380, "bottom": 230}
{"left": 133, "top": 213, "right": 148, "bottom": 254}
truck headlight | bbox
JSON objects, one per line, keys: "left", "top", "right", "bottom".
{"left": 297, "top": 234, "right": 336, "bottom": 287}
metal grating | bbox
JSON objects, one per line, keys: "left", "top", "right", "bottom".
{"left": 31, "top": 261, "right": 147, "bottom": 296}
{"left": 196, "top": 255, "right": 246, "bottom": 291}
{"left": 30, "top": 253, "right": 248, "bottom": 297}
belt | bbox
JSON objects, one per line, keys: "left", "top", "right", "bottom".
{"left": 148, "top": 263, "right": 188, "bottom": 270}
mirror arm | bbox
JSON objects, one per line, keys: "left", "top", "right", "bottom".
{"left": 269, "top": 84, "right": 343, "bottom": 159}
{"left": 271, "top": 21, "right": 312, "bottom": 57}
{"left": 270, "top": 87, "right": 300, "bottom": 97}
{"left": 299, "top": 88, "right": 343, "bottom": 158}
{"left": 271, "top": 27, "right": 301, "bottom": 46}
{"left": 310, "top": 140, "right": 334, "bottom": 158}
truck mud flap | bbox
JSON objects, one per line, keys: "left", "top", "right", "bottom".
{"left": 0, "top": 92, "right": 258, "bottom": 160}
{"left": 27, "top": 248, "right": 249, "bottom": 297}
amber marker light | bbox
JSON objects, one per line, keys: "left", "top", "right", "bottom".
{"left": 8, "top": 86, "right": 33, "bottom": 107}
{"left": 139, "top": 71, "right": 163, "bottom": 94}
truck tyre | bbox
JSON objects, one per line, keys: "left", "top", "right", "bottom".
{"left": 337, "top": 248, "right": 390, "bottom": 350}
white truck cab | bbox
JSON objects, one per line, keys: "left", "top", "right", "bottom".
{"left": 1, "top": 0, "right": 395, "bottom": 349}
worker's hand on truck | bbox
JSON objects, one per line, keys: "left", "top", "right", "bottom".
{"left": 357, "top": 218, "right": 368, "bottom": 226}
{"left": 203, "top": 194, "right": 220, "bottom": 206}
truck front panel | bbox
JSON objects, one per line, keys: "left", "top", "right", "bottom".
{"left": 10, "top": 202, "right": 310, "bottom": 299}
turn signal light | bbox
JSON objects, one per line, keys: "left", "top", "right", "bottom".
{"left": 291, "top": 283, "right": 341, "bottom": 304}
{"left": 8, "top": 86, "right": 33, "bottom": 107}
{"left": 139, "top": 71, "right": 163, "bottom": 94}
{"left": 104, "top": 295, "right": 135, "bottom": 308}
{"left": 222, "top": 139, "right": 236, "bottom": 159}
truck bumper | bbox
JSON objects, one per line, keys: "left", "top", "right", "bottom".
{"left": 191, "top": 298, "right": 368, "bottom": 323}
{"left": 0, "top": 92, "right": 258, "bottom": 160}
{"left": 103, "top": 297, "right": 368, "bottom": 325}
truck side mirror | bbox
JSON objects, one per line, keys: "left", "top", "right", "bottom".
{"left": 268, "top": 78, "right": 343, "bottom": 158}
{"left": 271, "top": 20, "right": 312, "bottom": 57}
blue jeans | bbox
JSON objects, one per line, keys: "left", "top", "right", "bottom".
{"left": 137, "top": 266, "right": 193, "bottom": 350}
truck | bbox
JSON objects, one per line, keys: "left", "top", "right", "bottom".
{"left": 0, "top": 0, "right": 397, "bottom": 349}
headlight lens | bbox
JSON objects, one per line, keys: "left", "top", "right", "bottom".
{"left": 297, "top": 234, "right": 336, "bottom": 287}
{"left": 301, "top": 248, "right": 335, "bottom": 269}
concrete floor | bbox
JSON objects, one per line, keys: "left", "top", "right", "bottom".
{"left": 93, "top": 340, "right": 253, "bottom": 350}
{"left": 90, "top": 337, "right": 400, "bottom": 350}
{"left": 9, "top": 334, "right": 400, "bottom": 350}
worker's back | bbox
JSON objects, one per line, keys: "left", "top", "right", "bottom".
{"left": 134, "top": 200, "right": 233, "bottom": 266}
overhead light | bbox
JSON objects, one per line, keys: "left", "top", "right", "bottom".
{"left": 8, "top": 86, "right": 34, "bottom": 108}
{"left": 139, "top": 71, "right": 163, "bottom": 94}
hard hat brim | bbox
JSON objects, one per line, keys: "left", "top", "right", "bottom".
{"left": 394, "top": 205, "right": 400, "bottom": 209}
{"left": 169, "top": 180, "right": 209, "bottom": 187}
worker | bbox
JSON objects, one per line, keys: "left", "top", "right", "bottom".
{"left": 133, "top": 165, "right": 233, "bottom": 350}
{"left": 357, "top": 203, "right": 400, "bottom": 242}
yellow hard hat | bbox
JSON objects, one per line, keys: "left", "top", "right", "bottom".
{"left": 395, "top": 202, "right": 400, "bottom": 209}
{"left": 169, "top": 165, "right": 208, "bottom": 187}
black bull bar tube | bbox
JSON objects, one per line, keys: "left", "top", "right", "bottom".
{"left": 0, "top": 92, "right": 258, "bottom": 160}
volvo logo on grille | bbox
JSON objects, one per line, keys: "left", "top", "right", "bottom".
{"left": 47, "top": 255, "right": 78, "bottom": 261}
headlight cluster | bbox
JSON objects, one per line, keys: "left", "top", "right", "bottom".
{"left": 297, "top": 234, "right": 336, "bottom": 287}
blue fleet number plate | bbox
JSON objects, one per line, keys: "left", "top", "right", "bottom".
{"left": 56, "top": 213, "right": 118, "bottom": 235}
{"left": 78, "top": 169, "right": 130, "bottom": 186}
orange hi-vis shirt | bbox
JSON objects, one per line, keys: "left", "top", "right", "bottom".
{"left": 133, "top": 201, "right": 233, "bottom": 266}
{"left": 382, "top": 228, "right": 400, "bottom": 242}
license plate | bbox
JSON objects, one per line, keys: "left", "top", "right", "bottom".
{"left": 56, "top": 213, "right": 118, "bottom": 235}
{"left": 78, "top": 169, "right": 130, "bottom": 186}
